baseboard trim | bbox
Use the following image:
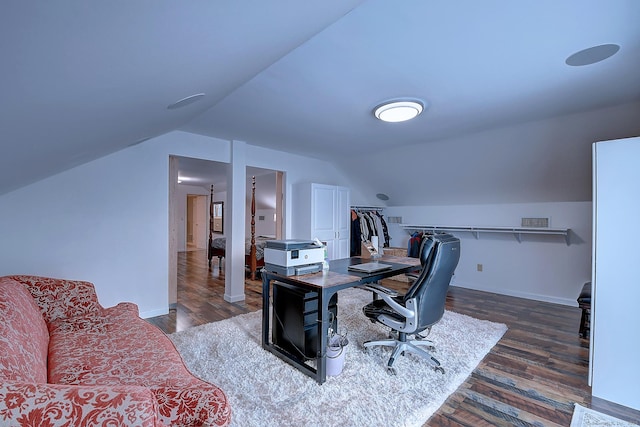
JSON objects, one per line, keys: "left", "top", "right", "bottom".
{"left": 140, "top": 307, "right": 170, "bottom": 319}
{"left": 451, "top": 281, "right": 577, "bottom": 307}
{"left": 224, "top": 293, "right": 246, "bottom": 303}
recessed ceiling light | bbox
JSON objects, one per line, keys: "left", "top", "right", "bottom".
{"left": 167, "top": 93, "right": 206, "bottom": 110}
{"left": 565, "top": 44, "right": 620, "bottom": 66}
{"left": 374, "top": 99, "right": 425, "bottom": 123}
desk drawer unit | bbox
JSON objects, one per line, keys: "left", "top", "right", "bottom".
{"left": 272, "top": 281, "right": 337, "bottom": 358}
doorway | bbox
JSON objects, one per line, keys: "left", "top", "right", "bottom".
{"left": 168, "top": 155, "right": 285, "bottom": 309}
{"left": 186, "top": 195, "right": 207, "bottom": 250}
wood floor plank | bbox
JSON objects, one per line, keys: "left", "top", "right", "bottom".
{"left": 146, "top": 249, "right": 640, "bottom": 426}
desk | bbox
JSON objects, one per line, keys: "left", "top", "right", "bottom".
{"left": 261, "top": 255, "right": 420, "bottom": 384}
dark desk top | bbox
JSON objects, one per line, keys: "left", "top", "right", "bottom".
{"left": 263, "top": 255, "right": 420, "bottom": 289}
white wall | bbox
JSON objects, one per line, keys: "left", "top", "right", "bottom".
{"left": 245, "top": 144, "right": 357, "bottom": 238}
{"left": 384, "top": 202, "right": 591, "bottom": 306}
{"left": 0, "top": 131, "right": 232, "bottom": 317}
{"left": 0, "top": 131, "right": 353, "bottom": 317}
{"left": 0, "top": 122, "right": 598, "bottom": 314}
{"left": 255, "top": 209, "right": 276, "bottom": 236}
{"left": 591, "top": 137, "right": 640, "bottom": 410}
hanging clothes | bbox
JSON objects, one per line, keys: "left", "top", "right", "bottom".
{"left": 407, "top": 232, "right": 424, "bottom": 257}
{"left": 374, "top": 211, "right": 391, "bottom": 248}
{"left": 350, "top": 210, "right": 362, "bottom": 256}
{"left": 350, "top": 208, "right": 391, "bottom": 254}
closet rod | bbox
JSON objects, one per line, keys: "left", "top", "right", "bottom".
{"left": 351, "top": 205, "right": 385, "bottom": 212}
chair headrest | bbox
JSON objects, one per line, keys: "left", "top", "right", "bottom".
{"left": 404, "top": 233, "right": 460, "bottom": 301}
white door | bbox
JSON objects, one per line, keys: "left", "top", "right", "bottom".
{"left": 335, "top": 186, "right": 350, "bottom": 259}
{"left": 311, "top": 184, "right": 337, "bottom": 254}
{"left": 194, "top": 195, "right": 207, "bottom": 249}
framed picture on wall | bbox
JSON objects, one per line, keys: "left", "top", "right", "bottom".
{"left": 213, "top": 201, "right": 223, "bottom": 233}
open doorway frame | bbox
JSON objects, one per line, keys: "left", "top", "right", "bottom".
{"left": 168, "top": 156, "right": 284, "bottom": 308}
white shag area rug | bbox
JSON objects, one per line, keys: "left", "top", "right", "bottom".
{"left": 571, "top": 404, "right": 640, "bottom": 427}
{"left": 170, "top": 287, "right": 507, "bottom": 427}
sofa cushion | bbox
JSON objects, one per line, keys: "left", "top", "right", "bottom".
{"left": 0, "top": 277, "right": 49, "bottom": 383}
{"left": 9, "top": 275, "right": 104, "bottom": 324}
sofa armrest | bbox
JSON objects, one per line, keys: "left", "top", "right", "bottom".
{"left": 152, "top": 383, "right": 231, "bottom": 427}
{"left": 7, "top": 275, "right": 104, "bottom": 323}
{"left": 104, "top": 301, "right": 140, "bottom": 318}
{"left": 0, "top": 382, "right": 163, "bottom": 427}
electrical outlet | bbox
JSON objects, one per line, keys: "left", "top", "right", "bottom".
{"left": 477, "top": 263, "right": 483, "bottom": 272}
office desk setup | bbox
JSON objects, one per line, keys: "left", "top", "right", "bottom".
{"left": 261, "top": 255, "right": 420, "bottom": 384}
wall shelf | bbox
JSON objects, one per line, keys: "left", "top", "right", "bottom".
{"left": 400, "top": 224, "right": 571, "bottom": 245}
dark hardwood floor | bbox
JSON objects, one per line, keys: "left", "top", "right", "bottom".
{"left": 147, "top": 250, "right": 640, "bottom": 426}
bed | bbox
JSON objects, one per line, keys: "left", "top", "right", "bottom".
{"left": 207, "top": 176, "right": 267, "bottom": 280}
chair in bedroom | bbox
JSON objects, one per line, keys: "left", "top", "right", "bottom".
{"left": 361, "top": 233, "right": 460, "bottom": 375}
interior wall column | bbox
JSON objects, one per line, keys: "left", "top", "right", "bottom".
{"left": 224, "top": 140, "right": 247, "bottom": 302}
{"left": 168, "top": 155, "right": 178, "bottom": 308}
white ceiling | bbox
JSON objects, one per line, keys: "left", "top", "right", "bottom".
{"left": 2, "top": 1, "right": 639, "bottom": 204}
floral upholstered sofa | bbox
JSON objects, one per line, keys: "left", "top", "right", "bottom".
{"left": 0, "top": 275, "right": 231, "bottom": 426}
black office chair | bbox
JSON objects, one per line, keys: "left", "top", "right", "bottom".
{"left": 362, "top": 233, "right": 460, "bottom": 375}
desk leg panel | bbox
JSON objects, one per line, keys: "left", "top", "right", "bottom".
{"left": 262, "top": 274, "right": 271, "bottom": 347}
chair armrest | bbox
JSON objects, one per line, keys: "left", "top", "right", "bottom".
{"left": 7, "top": 275, "right": 104, "bottom": 324}
{"left": 361, "top": 283, "right": 399, "bottom": 297}
{"left": 0, "top": 382, "right": 162, "bottom": 426}
{"left": 361, "top": 284, "right": 414, "bottom": 319}
{"left": 406, "top": 272, "right": 419, "bottom": 281}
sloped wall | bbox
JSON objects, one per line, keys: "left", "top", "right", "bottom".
{"left": 0, "top": 131, "right": 354, "bottom": 317}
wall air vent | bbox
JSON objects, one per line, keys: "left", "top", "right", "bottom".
{"left": 521, "top": 217, "right": 549, "bottom": 228}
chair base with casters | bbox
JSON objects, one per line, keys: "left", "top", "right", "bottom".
{"left": 363, "top": 328, "right": 444, "bottom": 376}
{"left": 361, "top": 233, "right": 460, "bottom": 376}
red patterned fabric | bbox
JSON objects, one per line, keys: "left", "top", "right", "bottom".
{"left": 1, "top": 276, "right": 231, "bottom": 427}
{"left": 0, "top": 382, "right": 163, "bottom": 426}
{"left": 0, "top": 278, "right": 49, "bottom": 383}
{"left": 48, "top": 303, "right": 231, "bottom": 426}
{"left": 9, "top": 275, "right": 104, "bottom": 324}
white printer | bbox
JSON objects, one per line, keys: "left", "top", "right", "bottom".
{"left": 264, "top": 239, "right": 325, "bottom": 276}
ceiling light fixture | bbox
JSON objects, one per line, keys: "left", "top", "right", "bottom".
{"left": 167, "top": 93, "right": 206, "bottom": 110}
{"left": 374, "top": 99, "right": 425, "bottom": 123}
{"left": 565, "top": 44, "right": 620, "bottom": 66}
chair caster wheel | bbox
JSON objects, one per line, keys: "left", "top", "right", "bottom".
{"left": 434, "top": 366, "right": 445, "bottom": 375}
{"left": 387, "top": 367, "right": 397, "bottom": 376}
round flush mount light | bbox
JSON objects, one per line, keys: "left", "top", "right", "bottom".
{"left": 376, "top": 193, "right": 390, "bottom": 201}
{"left": 374, "top": 99, "right": 425, "bottom": 123}
{"left": 167, "top": 93, "right": 206, "bottom": 110}
{"left": 565, "top": 44, "right": 620, "bottom": 66}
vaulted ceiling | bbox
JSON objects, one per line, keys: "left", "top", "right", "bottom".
{"left": 2, "top": 1, "right": 639, "bottom": 204}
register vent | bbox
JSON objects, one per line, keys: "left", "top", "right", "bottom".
{"left": 387, "top": 216, "right": 402, "bottom": 224}
{"left": 521, "top": 217, "right": 549, "bottom": 228}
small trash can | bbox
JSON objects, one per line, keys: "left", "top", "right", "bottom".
{"left": 326, "top": 334, "right": 349, "bottom": 376}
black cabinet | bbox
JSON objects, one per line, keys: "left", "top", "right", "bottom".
{"left": 272, "top": 281, "right": 338, "bottom": 358}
